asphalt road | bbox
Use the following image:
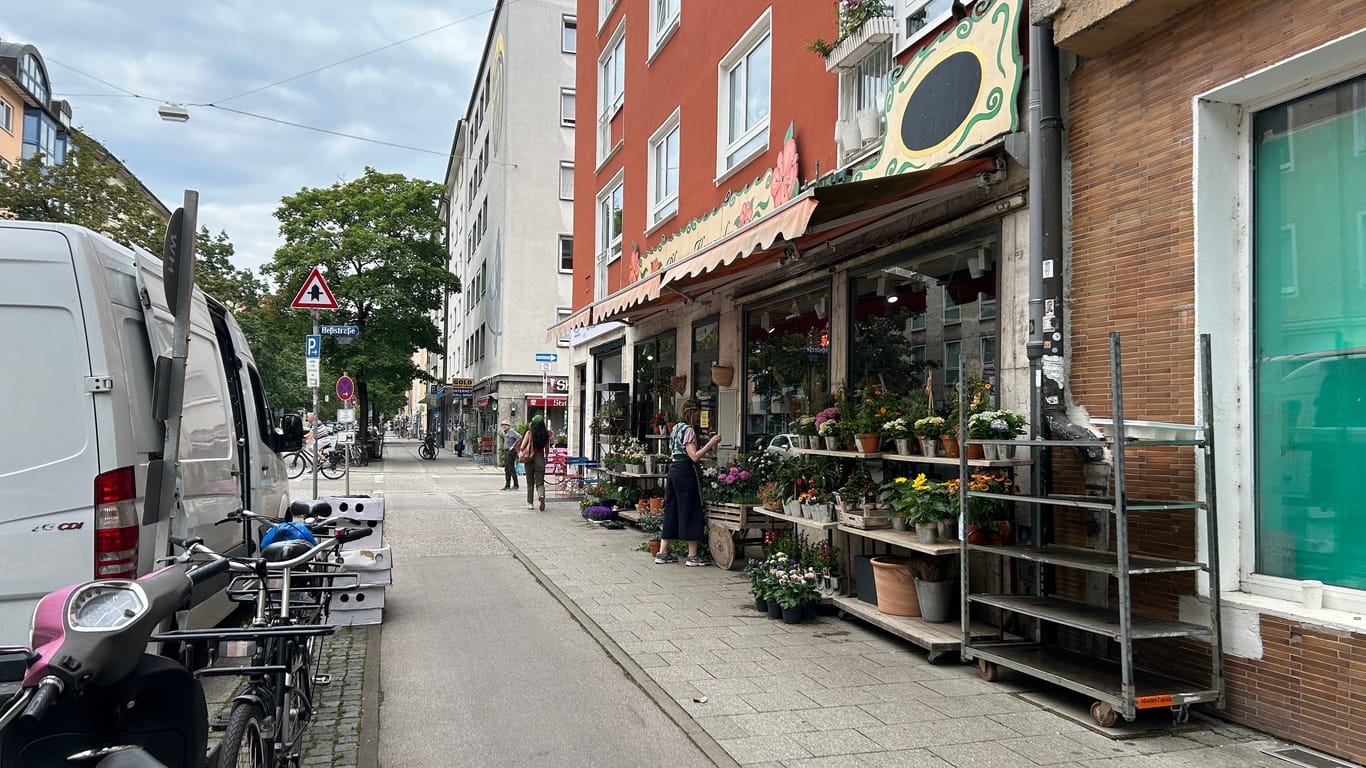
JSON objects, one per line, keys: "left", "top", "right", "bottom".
{"left": 375, "top": 442, "right": 715, "bottom": 768}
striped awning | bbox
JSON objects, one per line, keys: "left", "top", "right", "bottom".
{"left": 544, "top": 305, "right": 594, "bottom": 343}
{"left": 589, "top": 274, "right": 663, "bottom": 324}
{"left": 661, "top": 197, "right": 818, "bottom": 285}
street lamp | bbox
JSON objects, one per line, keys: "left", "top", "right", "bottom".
{"left": 157, "top": 104, "right": 190, "bottom": 123}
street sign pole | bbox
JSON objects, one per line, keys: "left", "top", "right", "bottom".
{"left": 311, "top": 308, "right": 320, "bottom": 499}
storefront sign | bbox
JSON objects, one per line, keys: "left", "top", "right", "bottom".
{"left": 527, "top": 394, "right": 567, "bottom": 407}
{"left": 549, "top": 376, "right": 569, "bottom": 392}
{"left": 635, "top": 124, "right": 801, "bottom": 281}
{"left": 854, "top": 0, "right": 1023, "bottom": 180}
{"left": 475, "top": 396, "right": 491, "bottom": 408}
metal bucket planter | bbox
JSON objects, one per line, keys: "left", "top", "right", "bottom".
{"left": 914, "top": 577, "right": 956, "bottom": 623}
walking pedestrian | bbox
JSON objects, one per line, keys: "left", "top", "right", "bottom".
{"left": 657, "top": 399, "right": 721, "bottom": 566}
{"left": 455, "top": 424, "right": 467, "bottom": 457}
{"left": 500, "top": 420, "right": 521, "bottom": 491}
{"left": 519, "top": 415, "right": 552, "bottom": 511}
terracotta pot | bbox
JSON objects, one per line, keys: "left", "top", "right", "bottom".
{"left": 940, "top": 436, "right": 960, "bottom": 458}
{"left": 648, "top": 497, "right": 664, "bottom": 512}
{"left": 870, "top": 556, "right": 920, "bottom": 617}
{"left": 857, "top": 433, "right": 881, "bottom": 453}
{"left": 966, "top": 442, "right": 985, "bottom": 460}
{"left": 965, "top": 524, "right": 1001, "bottom": 545}
{"left": 996, "top": 520, "right": 1015, "bottom": 546}
{"left": 648, "top": 539, "right": 662, "bottom": 556}
{"left": 710, "top": 365, "right": 734, "bottom": 387}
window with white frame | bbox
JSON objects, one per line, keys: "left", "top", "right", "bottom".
{"left": 1196, "top": 36, "right": 1366, "bottom": 612}
{"left": 942, "top": 286, "right": 960, "bottom": 324}
{"left": 838, "top": 42, "right": 892, "bottom": 158}
{"left": 597, "top": 22, "right": 626, "bottom": 161}
{"left": 556, "top": 307, "right": 573, "bottom": 347}
{"left": 559, "top": 162, "right": 574, "bottom": 200}
{"left": 599, "top": 0, "right": 619, "bottom": 28}
{"left": 648, "top": 110, "right": 680, "bottom": 226}
{"left": 894, "top": 0, "right": 954, "bottom": 52}
{"left": 717, "top": 11, "right": 771, "bottom": 175}
{"left": 560, "top": 89, "right": 576, "bottom": 126}
{"left": 559, "top": 235, "right": 574, "bottom": 273}
{"left": 979, "top": 294, "right": 997, "bottom": 320}
{"left": 0, "top": 98, "right": 12, "bottom": 134}
{"left": 650, "top": 0, "right": 681, "bottom": 57}
{"left": 943, "top": 340, "right": 961, "bottom": 386}
{"left": 595, "top": 174, "right": 624, "bottom": 301}
{"left": 562, "top": 16, "right": 577, "bottom": 53}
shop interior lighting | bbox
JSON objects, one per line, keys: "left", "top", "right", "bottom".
{"left": 814, "top": 297, "right": 826, "bottom": 320}
{"left": 876, "top": 275, "right": 888, "bottom": 296}
{"left": 785, "top": 300, "right": 801, "bottom": 319}
{"left": 968, "top": 246, "right": 990, "bottom": 278}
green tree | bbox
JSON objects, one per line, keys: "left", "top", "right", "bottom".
{"left": 264, "top": 168, "right": 459, "bottom": 444}
{"left": 0, "top": 131, "right": 165, "bottom": 252}
{"left": 195, "top": 227, "right": 265, "bottom": 310}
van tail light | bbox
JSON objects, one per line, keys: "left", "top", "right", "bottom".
{"left": 94, "top": 467, "right": 138, "bottom": 579}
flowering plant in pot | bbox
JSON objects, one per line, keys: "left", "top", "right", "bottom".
{"left": 880, "top": 473, "right": 948, "bottom": 541}
{"left": 968, "top": 409, "right": 1027, "bottom": 459}
{"left": 965, "top": 471, "right": 1016, "bottom": 544}
{"left": 913, "top": 416, "right": 945, "bottom": 439}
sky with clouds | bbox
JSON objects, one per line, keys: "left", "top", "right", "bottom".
{"left": 3, "top": 0, "right": 496, "bottom": 276}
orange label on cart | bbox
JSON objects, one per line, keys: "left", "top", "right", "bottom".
{"left": 1136, "top": 695, "right": 1174, "bottom": 709}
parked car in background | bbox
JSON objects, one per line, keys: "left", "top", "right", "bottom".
{"left": 766, "top": 433, "right": 801, "bottom": 457}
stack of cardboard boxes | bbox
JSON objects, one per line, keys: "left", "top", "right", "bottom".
{"left": 319, "top": 496, "right": 391, "bottom": 626}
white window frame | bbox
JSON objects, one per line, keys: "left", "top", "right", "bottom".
{"left": 894, "top": 0, "right": 955, "bottom": 55}
{"left": 598, "top": 21, "right": 627, "bottom": 163}
{"left": 596, "top": 171, "right": 625, "bottom": 302}
{"left": 598, "top": 0, "right": 620, "bottom": 32}
{"left": 562, "top": 15, "right": 577, "bottom": 54}
{"left": 942, "top": 286, "right": 961, "bottom": 325}
{"left": 559, "top": 162, "right": 575, "bottom": 201}
{"left": 558, "top": 235, "right": 574, "bottom": 274}
{"left": 556, "top": 307, "right": 573, "bottom": 347}
{"left": 647, "top": 108, "right": 681, "bottom": 229}
{"left": 943, "top": 340, "right": 961, "bottom": 386}
{"left": 0, "top": 98, "right": 12, "bottom": 134}
{"left": 716, "top": 10, "right": 772, "bottom": 179}
{"left": 649, "top": 0, "right": 681, "bottom": 61}
{"left": 1194, "top": 28, "right": 1366, "bottom": 622}
{"left": 560, "top": 88, "right": 576, "bottom": 127}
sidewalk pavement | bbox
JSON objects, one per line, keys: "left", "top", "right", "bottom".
{"left": 292, "top": 441, "right": 1293, "bottom": 768}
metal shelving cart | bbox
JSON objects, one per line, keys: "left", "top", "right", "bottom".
{"left": 959, "top": 332, "right": 1222, "bottom": 727}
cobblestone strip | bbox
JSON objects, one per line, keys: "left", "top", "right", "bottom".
{"left": 300, "top": 625, "right": 371, "bottom": 767}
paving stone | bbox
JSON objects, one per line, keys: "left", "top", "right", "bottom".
{"left": 727, "top": 710, "right": 817, "bottom": 736}
{"left": 856, "top": 748, "right": 954, "bottom": 767}
{"left": 927, "top": 741, "right": 1032, "bottom": 768}
{"left": 987, "top": 709, "right": 1087, "bottom": 736}
{"left": 716, "top": 733, "right": 814, "bottom": 763}
{"left": 1000, "top": 733, "right": 1116, "bottom": 764}
{"left": 856, "top": 699, "right": 945, "bottom": 725}
{"left": 739, "top": 690, "right": 823, "bottom": 712}
{"left": 784, "top": 754, "right": 871, "bottom": 768}
{"left": 799, "top": 705, "right": 886, "bottom": 732}
{"left": 792, "top": 728, "right": 883, "bottom": 757}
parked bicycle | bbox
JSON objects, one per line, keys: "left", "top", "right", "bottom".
{"left": 283, "top": 446, "right": 348, "bottom": 480}
{"left": 418, "top": 432, "right": 438, "bottom": 460}
{"left": 167, "top": 517, "right": 372, "bottom": 768}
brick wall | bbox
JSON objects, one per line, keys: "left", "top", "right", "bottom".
{"left": 1064, "top": 0, "right": 1366, "bottom": 758}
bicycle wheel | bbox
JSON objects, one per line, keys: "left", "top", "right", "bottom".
{"left": 319, "top": 456, "right": 346, "bottom": 480}
{"left": 284, "top": 452, "right": 308, "bottom": 480}
{"left": 280, "top": 638, "right": 316, "bottom": 754}
{"left": 220, "top": 700, "right": 273, "bottom": 768}
{"left": 418, "top": 444, "right": 435, "bottom": 460}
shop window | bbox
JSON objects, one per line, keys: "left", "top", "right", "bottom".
{"left": 717, "top": 11, "right": 771, "bottom": 176}
{"left": 632, "top": 331, "right": 677, "bottom": 437}
{"left": 849, "top": 242, "right": 998, "bottom": 409}
{"left": 743, "top": 287, "right": 830, "bottom": 450}
{"left": 1251, "top": 74, "right": 1366, "bottom": 590}
{"left": 692, "top": 317, "right": 720, "bottom": 409}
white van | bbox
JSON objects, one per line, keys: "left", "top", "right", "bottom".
{"left": 0, "top": 221, "right": 300, "bottom": 646}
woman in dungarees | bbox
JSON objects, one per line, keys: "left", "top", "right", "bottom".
{"left": 656, "top": 399, "right": 721, "bottom": 566}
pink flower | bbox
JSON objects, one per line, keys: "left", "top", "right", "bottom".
{"left": 739, "top": 471, "right": 751, "bottom": 481}
{"left": 770, "top": 136, "right": 799, "bottom": 207}
{"left": 737, "top": 200, "right": 755, "bottom": 227}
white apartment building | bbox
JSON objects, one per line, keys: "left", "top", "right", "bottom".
{"left": 434, "top": 0, "right": 578, "bottom": 449}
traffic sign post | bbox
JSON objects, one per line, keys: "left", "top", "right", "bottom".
{"left": 534, "top": 352, "right": 558, "bottom": 363}
{"left": 337, "top": 374, "right": 355, "bottom": 402}
{"left": 290, "top": 267, "right": 339, "bottom": 498}
{"left": 290, "top": 268, "right": 338, "bottom": 310}
{"left": 305, "top": 335, "right": 321, "bottom": 358}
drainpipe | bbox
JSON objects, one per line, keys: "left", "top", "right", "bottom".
{"left": 1027, "top": 22, "right": 1102, "bottom": 461}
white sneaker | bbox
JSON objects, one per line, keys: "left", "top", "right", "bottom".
{"left": 526, "top": 503, "right": 535, "bottom": 509}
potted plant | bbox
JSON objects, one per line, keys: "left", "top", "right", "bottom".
{"left": 814, "top": 406, "right": 841, "bottom": 450}
{"left": 745, "top": 557, "right": 772, "bottom": 612}
{"left": 913, "top": 416, "right": 945, "bottom": 457}
{"left": 853, "top": 387, "right": 887, "bottom": 454}
{"left": 792, "top": 415, "right": 818, "bottom": 449}
{"left": 881, "top": 473, "right": 945, "bottom": 542}
{"left": 772, "top": 564, "right": 821, "bottom": 624}
{"left": 639, "top": 509, "right": 664, "bottom": 556}
{"left": 965, "top": 471, "right": 1016, "bottom": 544}
{"left": 968, "top": 409, "right": 1028, "bottom": 460}
{"left": 882, "top": 417, "right": 914, "bottom": 455}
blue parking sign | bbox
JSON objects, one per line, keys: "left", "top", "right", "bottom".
{"left": 305, "top": 334, "right": 321, "bottom": 358}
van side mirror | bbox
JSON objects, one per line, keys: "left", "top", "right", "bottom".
{"left": 273, "top": 414, "right": 304, "bottom": 453}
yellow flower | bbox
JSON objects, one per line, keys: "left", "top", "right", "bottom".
{"left": 893, "top": 476, "right": 908, "bottom": 485}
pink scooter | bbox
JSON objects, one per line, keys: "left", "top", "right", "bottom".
{"left": 0, "top": 539, "right": 228, "bottom": 767}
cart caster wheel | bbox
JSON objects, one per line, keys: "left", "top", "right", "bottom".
{"left": 838, "top": 610, "right": 850, "bottom": 621}
{"left": 1089, "top": 701, "right": 1117, "bottom": 728}
{"left": 708, "top": 525, "right": 736, "bottom": 569}
{"left": 1171, "top": 704, "right": 1190, "bottom": 724}
{"left": 978, "top": 660, "right": 998, "bottom": 682}
{"left": 928, "top": 651, "right": 950, "bottom": 665}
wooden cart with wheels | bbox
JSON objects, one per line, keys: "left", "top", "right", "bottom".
{"left": 705, "top": 504, "right": 786, "bottom": 569}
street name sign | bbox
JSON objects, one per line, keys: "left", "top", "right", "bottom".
{"left": 290, "top": 267, "right": 339, "bottom": 310}
{"left": 320, "top": 325, "right": 359, "bottom": 337}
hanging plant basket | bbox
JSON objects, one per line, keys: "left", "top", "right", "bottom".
{"left": 710, "top": 365, "right": 734, "bottom": 388}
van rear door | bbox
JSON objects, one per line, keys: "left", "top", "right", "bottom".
{"left": 0, "top": 227, "right": 100, "bottom": 646}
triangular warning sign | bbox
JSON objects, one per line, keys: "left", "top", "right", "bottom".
{"left": 290, "top": 267, "right": 339, "bottom": 309}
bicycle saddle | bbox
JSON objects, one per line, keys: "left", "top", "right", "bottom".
{"left": 261, "top": 539, "right": 314, "bottom": 562}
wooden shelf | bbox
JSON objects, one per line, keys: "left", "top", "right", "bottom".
{"left": 830, "top": 595, "right": 997, "bottom": 661}
{"left": 968, "top": 543, "right": 1204, "bottom": 575}
{"left": 793, "top": 447, "right": 885, "bottom": 459}
{"left": 836, "top": 525, "right": 960, "bottom": 556}
{"left": 616, "top": 508, "right": 641, "bottom": 524}
{"left": 882, "top": 453, "right": 1032, "bottom": 468}
{"left": 968, "top": 594, "right": 1209, "bottom": 640}
{"left": 753, "top": 506, "right": 839, "bottom": 531}
{"left": 610, "top": 470, "right": 668, "bottom": 479}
